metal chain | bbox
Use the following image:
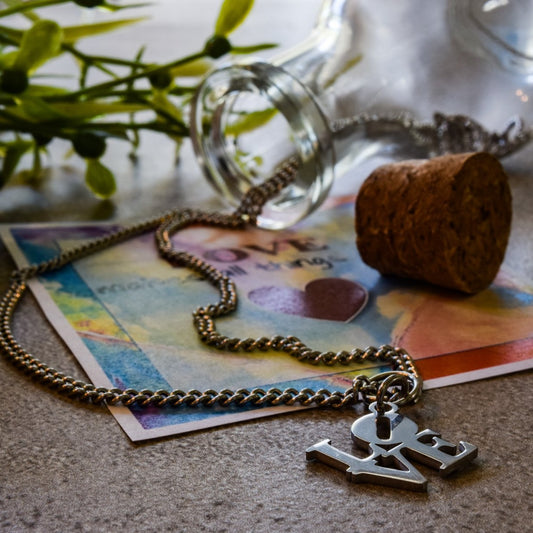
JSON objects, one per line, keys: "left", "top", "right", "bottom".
{"left": 0, "top": 161, "right": 426, "bottom": 410}
{"left": 3, "top": 110, "right": 529, "bottom": 410}
{"left": 3, "top": 108, "right": 531, "bottom": 412}
{"left": 330, "top": 111, "right": 531, "bottom": 158}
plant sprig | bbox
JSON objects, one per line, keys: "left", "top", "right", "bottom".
{"left": 0, "top": 0, "right": 275, "bottom": 197}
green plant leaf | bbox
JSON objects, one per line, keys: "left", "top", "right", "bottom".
{"left": 231, "top": 43, "right": 277, "bottom": 54}
{"left": 8, "top": 97, "right": 67, "bottom": 121}
{"left": 0, "top": 50, "right": 18, "bottom": 69}
{"left": 24, "top": 83, "right": 69, "bottom": 96}
{"left": 100, "top": 2, "right": 151, "bottom": 11}
{"left": 1, "top": 0, "right": 40, "bottom": 22}
{"left": 170, "top": 58, "right": 213, "bottom": 77}
{"left": 62, "top": 17, "right": 147, "bottom": 44}
{"left": 6, "top": 97, "right": 66, "bottom": 121}
{"left": 225, "top": 107, "right": 277, "bottom": 136}
{"left": 151, "top": 91, "right": 183, "bottom": 122}
{"left": 85, "top": 158, "right": 116, "bottom": 198}
{"left": 88, "top": 126, "right": 130, "bottom": 141}
{"left": 0, "top": 139, "right": 33, "bottom": 186}
{"left": 13, "top": 19, "right": 63, "bottom": 73}
{"left": 7, "top": 98, "right": 148, "bottom": 122}
{"left": 214, "top": 0, "right": 254, "bottom": 36}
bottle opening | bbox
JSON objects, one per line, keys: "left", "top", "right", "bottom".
{"left": 190, "top": 61, "right": 335, "bottom": 229}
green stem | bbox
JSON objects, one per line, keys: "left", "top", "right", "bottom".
{"left": 84, "top": 55, "right": 149, "bottom": 69}
{"left": 43, "top": 86, "right": 196, "bottom": 103}
{"left": 168, "top": 85, "right": 197, "bottom": 96}
{"left": 73, "top": 120, "right": 189, "bottom": 136}
{"left": 0, "top": 0, "right": 70, "bottom": 19}
{"left": 62, "top": 42, "right": 149, "bottom": 70}
{"left": 65, "top": 50, "right": 206, "bottom": 100}
{"left": 32, "top": 142, "right": 41, "bottom": 178}
{"left": 0, "top": 108, "right": 66, "bottom": 137}
{"left": 81, "top": 89, "right": 154, "bottom": 100}
{"left": 62, "top": 43, "right": 119, "bottom": 79}
{"left": 0, "top": 107, "right": 189, "bottom": 138}
{"left": 126, "top": 92, "right": 187, "bottom": 127}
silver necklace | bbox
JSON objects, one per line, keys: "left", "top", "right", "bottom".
{"left": 5, "top": 110, "right": 525, "bottom": 490}
{"left": 2, "top": 158, "right": 422, "bottom": 410}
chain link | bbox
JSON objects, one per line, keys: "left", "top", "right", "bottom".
{"left": 330, "top": 112, "right": 531, "bottom": 158}
{"left": 0, "top": 156, "right": 422, "bottom": 409}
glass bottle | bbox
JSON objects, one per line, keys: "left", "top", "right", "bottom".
{"left": 448, "top": 0, "right": 533, "bottom": 75}
{"left": 190, "top": 0, "right": 532, "bottom": 229}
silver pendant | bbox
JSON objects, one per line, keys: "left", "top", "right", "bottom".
{"left": 306, "top": 402, "right": 478, "bottom": 491}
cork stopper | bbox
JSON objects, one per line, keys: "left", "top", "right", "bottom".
{"left": 355, "top": 152, "right": 512, "bottom": 293}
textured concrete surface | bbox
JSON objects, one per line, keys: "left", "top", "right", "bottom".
{"left": 1, "top": 325, "right": 532, "bottom": 533}
{"left": 1, "top": 2, "right": 533, "bottom": 531}
{"left": 2, "top": 147, "right": 532, "bottom": 533}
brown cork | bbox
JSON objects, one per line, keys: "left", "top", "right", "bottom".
{"left": 355, "top": 152, "right": 512, "bottom": 294}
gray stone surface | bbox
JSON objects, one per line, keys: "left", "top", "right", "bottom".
{"left": 2, "top": 148, "right": 532, "bottom": 533}
{"left": 1, "top": 325, "right": 532, "bottom": 533}
{"left": 1, "top": 2, "right": 533, "bottom": 531}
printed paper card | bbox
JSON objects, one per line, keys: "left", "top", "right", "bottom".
{"left": 3, "top": 199, "right": 532, "bottom": 440}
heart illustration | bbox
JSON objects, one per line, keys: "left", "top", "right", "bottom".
{"left": 248, "top": 278, "right": 368, "bottom": 322}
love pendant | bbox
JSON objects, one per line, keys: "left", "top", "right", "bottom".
{"left": 306, "top": 402, "right": 478, "bottom": 492}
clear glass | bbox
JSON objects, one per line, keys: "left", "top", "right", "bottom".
{"left": 191, "top": 0, "right": 532, "bottom": 229}
{"left": 448, "top": 0, "right": 533, "bottom": 74}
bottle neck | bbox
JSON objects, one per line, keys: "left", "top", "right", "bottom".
{"left": 271, "top": 0, "right": 354, "bottom": 94}
{"left": 190, "top": 1, "right": 360, "bottom": 229}
{"left": 190, "top": 60, "right": 335, "bottom": 230}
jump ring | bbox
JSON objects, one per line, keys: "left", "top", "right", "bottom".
{"left": 375, "top": 373, "right": 411, "bottom": 413}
